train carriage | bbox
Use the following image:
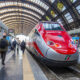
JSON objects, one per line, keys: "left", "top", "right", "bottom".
{"left": 27, "top": 21, "right": 79, "bottom": 67}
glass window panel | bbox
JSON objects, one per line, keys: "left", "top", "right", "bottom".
{"left": 0, "top": 2, "right": 44, "bottom": 15}
{"left": 70, "top": 0, "right": 77, "bottom": 3}
{"left": 26, "top": 0, "right": 49, "bottom": 10}
{"left": 4, "top": 21, "right": 36, "bottom": 25}
{"left": 0, "top": 8, "right": 41, "bottom": 19}
{"left": 68, "top": 19, "right": 73, "bottom": 23}
{"left": 76, "top": 5, "right": 80, "bottom": 14}
{"left": 2, "top": 17, "right": 37, "bottom": 24}
{"left": 0, "top": 13, "right": 38, "bottom": 22}
{"left": 4, "top": 20, "right": 36, "bottom": 24}
{"left": 64, "top": 12, "right": 74, "bottom": 23}
{"left": 61, "top": 6, "right": 66, "bottom": 12}
{"left": 4, "top": 18, "right": 37, "bottom": 23}
{"left": 57, "top": 19, "right": 63, "bottom": 25}
{"left": 78, "top": 10, "right": 80, "bottom": 14}
{"left": 5, "top": 21, "right": 34, "bottom": 26}
{"left": 49, "top": 0, "right": 55, "bottom": 3}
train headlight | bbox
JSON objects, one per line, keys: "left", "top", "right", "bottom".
{"left": 69, "top": 43, "right": 73, "bottom": 48}
{"left": 47, "top": 41, "right": 54, "bottom": 45}
{"left": 47, "top": 41, "right": 61, "bottom": 48}
{"left": 54, "top": 43, "right": 61, "bottom": 48}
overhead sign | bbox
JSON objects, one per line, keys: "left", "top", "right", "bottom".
{"left": 46, "top": 16, "right": 50, "bottom": 21}
{"left": 8, "top": 29, "right": 15, "bottom": 36}
{"left": 57, "top": 2, "right": 64, "bottom": 11}
{"left": 6, "top": 36, "right": 11, "bottom": 41}
{"left": 8, "top": 29, "right": 14, "bottom": 33}
{"left": 51, "top": 10, "right": 55, "bottom": 17}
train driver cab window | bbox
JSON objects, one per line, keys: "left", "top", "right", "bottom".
{"left": 43, "top": 23, "right": 63, "bottom": 31}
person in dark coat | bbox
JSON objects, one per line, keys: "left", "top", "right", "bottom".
{"left": 12, "top": 39, "right": 17, "bottom": 52}
{"left": 20, "top": 40, "right": 26, "bottom": 54}
{"left": 0, "top": 35, "right": 9, "bottom": 65}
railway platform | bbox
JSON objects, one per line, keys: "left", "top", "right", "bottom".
{"left": 0, "top": 47, "right": 80, "bottom": 80}
{"left": 0, "top": 48, "right": 48, "bottom": 80}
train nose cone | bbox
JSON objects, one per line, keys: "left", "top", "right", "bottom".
{"left": 46, "top": 48, "right": 78, "bottom": 61}
{"left": 55, "top": 48, "right": 77, "bottom": 55}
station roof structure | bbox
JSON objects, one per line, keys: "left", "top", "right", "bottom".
{"left": 0, "top": 0, "right": 80, "bottom": 34}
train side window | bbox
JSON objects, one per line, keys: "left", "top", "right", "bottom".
{"left": 76, "top": 5, "right": 80, "bottom": 14}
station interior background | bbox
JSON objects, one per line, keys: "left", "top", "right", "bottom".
{"left": 0, "top": 0, "right": 80, "bottom": 80}
{"left": 0, "top": 0, "right": 80, "bottom": 46}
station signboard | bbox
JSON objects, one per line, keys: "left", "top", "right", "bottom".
{"left": 57, "top": 2, "right": 64, "bottom": 11}
{"left": 51, "top": 10, "right": 55, "bottom": 17}
{"left": 46, "top": 16, "right": 50, "bottom": 21}
{"left": 8, "top": 29, "right": 15, "bottom": 36}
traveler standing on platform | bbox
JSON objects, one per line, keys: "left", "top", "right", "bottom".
{"left": 20, "top": 40, "right": 26, "bottom": 54}
{"left": 16, "top": 40, "right": 20, "bottom": 54}
{"left": 0, "top": 33, "right": 9, "bottom": 65}
{"left": 16, "top": 38, "right": 20, "bottom": 54}
{"left": 12, "top": 39, "right": 17, "bottom": 52}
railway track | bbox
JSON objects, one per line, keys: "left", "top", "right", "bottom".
{"left": 69, "top": 66, "right": 80, "bottom": 73}
{"left": 28, "top": 51, "right": 80, "bottom": 80}
{"left": 37, "top": 60, "right": 80, "bottom": 80}
{"left": 47, "top": 65, "right": 80, "bottom": 80}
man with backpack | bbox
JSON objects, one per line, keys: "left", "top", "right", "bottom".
{"left": 20, "top": 40, "right": 26, "bottom": 54}
{"left": 0, "top": 34, "right": 9, "bottom": 65}
{"left": 12, "top": 39, "right": 17, "bottom": 52}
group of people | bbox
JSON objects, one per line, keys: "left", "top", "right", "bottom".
{"left": 0, "top": 33, "right": 26, "bottom": 65}
{"left": 12, "top": 39, "right": 26, "bottom": 54}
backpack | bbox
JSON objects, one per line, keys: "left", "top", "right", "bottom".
{"left": 21, "top": 42, "right": 26, "bottom": 48}
{"left": 0, "top": 39, "right": 8, "bottom": 49}
{"left": 12, "top": 41, "right": 16, "bottom": 47}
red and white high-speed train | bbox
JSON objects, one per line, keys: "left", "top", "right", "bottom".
{"left": 27, "top": 21, "right": 79, "bottom": 67}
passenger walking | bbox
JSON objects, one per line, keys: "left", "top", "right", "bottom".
{"left": 20, "top": 40, "right": 26, "bottom": 54}
{"left": 0, "top": 34, "right": 9, "bottom": 65}
{"left": 12, "top": 39, "right": 17, "bottom": 52}
{"left": 16, "top": 38, "right": 20, "bottom": 54}
{"left": 16, "top": 41, "right": 20, "bottom": 54}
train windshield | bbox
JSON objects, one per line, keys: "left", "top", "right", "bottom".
{"left": 43, "top": 23, "right": 63, "bottom": 31}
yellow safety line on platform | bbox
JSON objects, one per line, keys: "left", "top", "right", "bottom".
{"left": 23, "top": 53, "right": 35, "bottom": 80}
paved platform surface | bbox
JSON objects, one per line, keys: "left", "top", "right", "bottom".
{"left": 23, "top": 52, "right": 34, "bottom": 80}
{"left": 0, "top": 49, "right": 35, "bottom": 80}
{"left": 0, "top": 51, "right": 14, "bottom": 69}
{"left": 0, "top": 48, "right": 48, "bottom": 80}
{"left": 0, "top": 51, "right": 23, "bottom": 80}
{"left": 26, "top": 50, "right": 48, "bottom": 80}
